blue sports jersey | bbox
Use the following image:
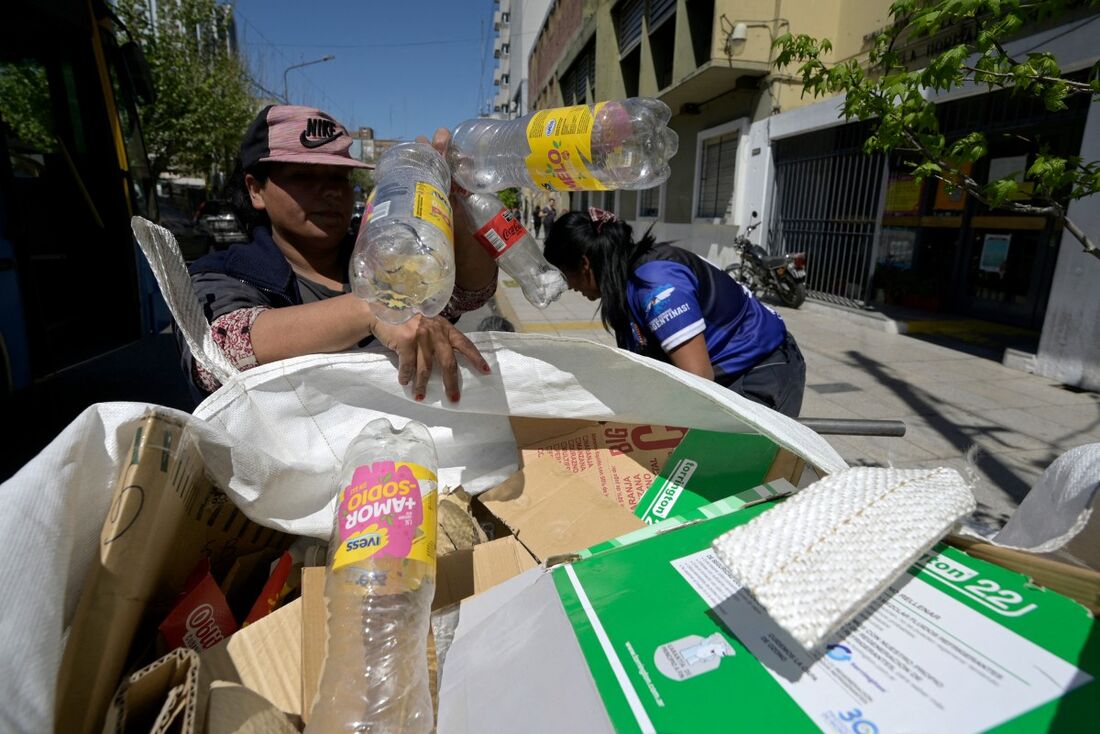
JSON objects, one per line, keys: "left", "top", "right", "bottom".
{"left": 624, "top": 244, "right": 787, "bottom": 380}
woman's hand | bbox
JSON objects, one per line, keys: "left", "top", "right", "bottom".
{"left": 371, "top": 314, "right": 492, "bottom": 402}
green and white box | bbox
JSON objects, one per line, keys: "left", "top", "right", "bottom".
{"left": 635, "top": 430, "right": 789, "bottom": 524}
{"left": 438, "top": 503, "right": 1098, "bottom": 733}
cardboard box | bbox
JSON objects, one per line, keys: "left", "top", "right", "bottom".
{"left": 474, "top": 457, "right": 647, "bottom": 562}
{"left": 438, "top": 500, "right": 1100, "bottom": 733}
{"left": 55, "top": 412, "right": 292, "bottom": 734}
{"left": 510, "top": 418, "right": 687, "bottom": 510}
{"left": 634, "top": 428, "right": 808, "bottom": 524}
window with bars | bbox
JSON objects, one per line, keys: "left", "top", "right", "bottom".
{"left": 647, "top": 0, "right": 676, "bottom": 32}
{"left": 638, "top": 185, "right": 661, "bottom": 218}
{"left": 696, "top": 131, "right": 738, "bottom": 219}
{"left": 560, "top": 41, "right": 595, "bottom": 105}
{"left": 615, "top": 0, "right": 644, "bottom": 55}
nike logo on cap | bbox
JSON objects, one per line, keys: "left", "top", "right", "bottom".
{"left": 300, "top": 117, "right": 343, "bottom": 148}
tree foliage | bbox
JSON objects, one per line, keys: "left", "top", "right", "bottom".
{"left": 115, "top": 0, "right": 255, "bottom": 188}
{"left": 774, "top": 0, "right": 1100, "bottom": 258}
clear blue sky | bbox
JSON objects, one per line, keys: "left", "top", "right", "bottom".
{"left": 232, "top": 0, "right": 498, "bottom": 140}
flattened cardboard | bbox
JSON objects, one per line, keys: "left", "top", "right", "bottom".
{"left": 434, "top": 536, "right": 538, "bottom": 611}
{"left": 510, "top": 417, "right": 686, "bottom": 510}
{"left": 475, "top": 457, "right": 647, "bottom": 562}
{"left": 200, "top": 598, "right": 302, "bottom": 717}
{"left": 56, "top": 412, "right": 292, "bottom": 734}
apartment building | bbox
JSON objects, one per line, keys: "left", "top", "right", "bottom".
{"left": 526, "top": 0, "right": 1100, "bottom": 389}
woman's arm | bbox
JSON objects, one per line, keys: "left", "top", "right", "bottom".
{"left": 249, "top": 293, "right": 377, "bottom": 363}
{"left": 667, "top": 333, "right": 715, "bottom": 381}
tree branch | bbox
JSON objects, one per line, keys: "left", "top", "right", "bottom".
{"left": 900, "top": 130, "right": 1099, "bottom": 260}
{"left": 961, "top": 65, "right": 1095, "bottom": 93}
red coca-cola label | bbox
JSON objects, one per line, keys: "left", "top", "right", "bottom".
{"left": 474, "top": 208, "right": 527, "bottom": 259}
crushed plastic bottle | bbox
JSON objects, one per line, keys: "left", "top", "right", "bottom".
{"left": 448, "top": 97, "right": 679, "bottom": 193}
{"left": 350, "top": 142, "right": 455, "bottom": 324}
{"left": 454, "top": 188, "right": 566, "bottom": 308}
{"left": 306, "top": 418, "right": 439, "bottom": 734}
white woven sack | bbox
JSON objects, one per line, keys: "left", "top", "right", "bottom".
{"left": 0, "top": 220, "right": 849, "bottom": 733}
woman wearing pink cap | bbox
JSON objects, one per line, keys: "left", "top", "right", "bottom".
{"left": 182, "top": 105, "right": 497, "bottom": 403}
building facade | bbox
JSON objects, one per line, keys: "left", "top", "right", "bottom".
{"left": 525, "top": 0, "right": 1100, "bottom": 389}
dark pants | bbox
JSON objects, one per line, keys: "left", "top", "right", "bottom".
{"left": 717, "top": 332, "right": 806, "bottom": 418}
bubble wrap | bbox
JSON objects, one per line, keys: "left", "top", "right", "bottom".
{"left": 712, "top": 466, "right": 976, "bottom": 651}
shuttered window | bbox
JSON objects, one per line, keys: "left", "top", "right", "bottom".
{"left": 647, "top": 0, "right": 676, "bottom": 33}
{"left": 697, "top": 132, "right": 738, "bottom": 219}
{"left": 561, "top": 42, "right": 595, "bottom": 105}
{"left": 616, "top": 0, "right": 644, "bottom": 55}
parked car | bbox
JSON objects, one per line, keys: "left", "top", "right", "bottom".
{"left": 155, "top": 197, "right": 210, "bottom": 262}
{"left": 195, "top": 199, "right": 248, "bottom": 250}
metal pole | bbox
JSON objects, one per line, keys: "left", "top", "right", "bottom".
{"left": 798, "top": 418, "right": 907, "bottom": 437}
{"left": 282, "top": 54, "right": 335, "bottom": 104}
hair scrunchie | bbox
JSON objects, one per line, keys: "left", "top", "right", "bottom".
{"left": 588, "top": 207, "right": 618, "bottom": 234}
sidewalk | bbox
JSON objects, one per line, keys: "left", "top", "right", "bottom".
{"left": 488, "top": 278, "right": 1100, "bottom": 529}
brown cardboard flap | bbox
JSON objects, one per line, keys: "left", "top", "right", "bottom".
{"left": 510, "top": 418, "right": 685, "bottom": 510}
{"left": 476, "top": 457, "right": 647, "bottom": 562}
{"left": 101, "top": 647, "right": 207, "bottom": 734}
{"left": 434, "top": 536, "right": 538, "bottom": 611}
{"left": 200, "top": 598, "right": 302, "bottom": 717}
{"left": 206, "top": 682, "right": 298, "bottom": 734}
{"left": 58, "top": 412, "right": 292, "bottom": 734}
{"left": 946, "top": 535, "right": 1100, "bottom": 612}
{"left": 299, "top": 567, "right": 327, "bottom": 725}
{"left": 764, "top": 447, "right": 807, "bottom": 487}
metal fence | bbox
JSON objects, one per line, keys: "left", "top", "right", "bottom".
{"left": 769, "top": 121, "right": 884, "bottom": 308}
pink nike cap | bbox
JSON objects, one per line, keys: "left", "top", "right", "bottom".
{"left": 239, "top": 104, "right": 369, "bottom": 169}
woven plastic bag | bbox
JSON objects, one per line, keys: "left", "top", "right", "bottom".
{"left": 0, "top": 219, "right": 847, "bottom": 731}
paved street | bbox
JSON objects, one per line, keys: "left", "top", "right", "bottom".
{"left": 481, "top": 268, "right": 1100, "bottom": 531}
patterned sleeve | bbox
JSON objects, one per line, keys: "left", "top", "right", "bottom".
{"left": 440, "top": 269, "right": 498, "bottom": 320}
{"left": 189, "top": 306, "right": 268, "bottom": 394}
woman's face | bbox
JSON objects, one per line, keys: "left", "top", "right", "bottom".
{"left": 564, "top": 256, "right": 601, "bottom": 301}
{"left": 246, "top": 163, "right": 354, "bottom": 247}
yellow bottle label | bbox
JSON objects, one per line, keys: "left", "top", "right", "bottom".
{"left": 525, "top": 102, "right": 609, "bottom": 192}
{"left": 413, "top": 181, "right": 454, "bottom": 242}
{"left": 334, "top": 461, "right": 437, "bottom": 571}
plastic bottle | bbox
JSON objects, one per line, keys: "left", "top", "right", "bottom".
{"left": 454, "top": 188, "right": 567, "bottom": 308}
{"left": 448, "top": 98, "right": 679, "bottom": 193}
{"left": 350, "top": 142, "right": 455, "bottom": 324}
{"left": 306, "top": 418, "right": 439, "bottom": 734}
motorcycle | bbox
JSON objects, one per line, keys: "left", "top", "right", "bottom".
{"left": 723, "top": 212, "right": 808, "bottom": 309}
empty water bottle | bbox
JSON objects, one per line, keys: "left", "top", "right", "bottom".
{"left": 306, "top": 418, "right": 439, "bottom": 734}
{"left": 448, "top": 98, "right": 678, "bottom": 193}
{"left": 351, "top": 142, "right": 455, "bottom": 324}
{"left": 454, "top": 188, "right": 566, "bottom": 308}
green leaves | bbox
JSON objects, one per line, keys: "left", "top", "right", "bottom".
{"left": 771, "top": 0, "right": 1100, "bottom": 257}
{"left": 116, "top": 0, "right": 256, "bottom": 185}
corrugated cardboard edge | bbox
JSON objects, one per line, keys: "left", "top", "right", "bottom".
{"left": 299, "top": 567, "right": 327, "bottom": 725}
{"left": 200, "top": 598, "right": 302, "bottom": 717}
{"left": 101, "top": 647, "right": 208, "bottom": 734}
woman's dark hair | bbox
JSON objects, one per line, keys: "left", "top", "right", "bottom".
{"left": 543, "top": 210, "right": 656, "bottom": 347}
{"left": 226, "top": 156, "right": 272, "bottom": 233}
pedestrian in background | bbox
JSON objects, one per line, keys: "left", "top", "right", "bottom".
{"left": 180, "top": 104, "right": 497, "bottom": 402}
{"left": 532, "top": 204, "right": 543, "bottom": 238}
{"left": 542, "top": 202, "right": 557, "bottom": 232}
{"left": 543, "top": 208, "right": 805, "bottom": 417}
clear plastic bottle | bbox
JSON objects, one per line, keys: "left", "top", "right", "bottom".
{"left": 350, "top": 142, "right": 455, "bottom": 324}
{"left": 448, "top": 98, "right": 679, "bottom": 193}
{"left": 306, "top": 418, "right": 439, "bottom": 734}
{"left": 454, "top": 188, "right": 567, "bottom": 308}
